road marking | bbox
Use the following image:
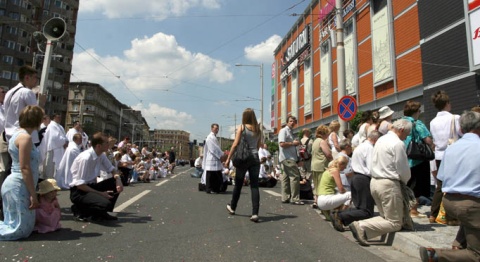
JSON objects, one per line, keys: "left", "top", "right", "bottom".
{"left": 263, "top": 190, "right": 282, "bottom": 197}
{"left": 155, "top": 168, "right": 192, "bottom": 186}
{"left": 114, "top": 190, "right": 151, "bottom": 212}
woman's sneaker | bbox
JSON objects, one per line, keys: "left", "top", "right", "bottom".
{"left": 226, "top": 204, "right": 235, "bottom": 215}
{"left": 250, "top": 215, "right": 259, "bottom": 222}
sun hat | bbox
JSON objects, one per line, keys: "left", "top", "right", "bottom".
{"left": 378, "top": 106, "right": 394, "bottom": 119}
{"left": 37, "top": 179, "right": 61, "bottom": 195}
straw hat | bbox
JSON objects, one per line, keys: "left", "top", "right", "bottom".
{"left": 378, "top": 106, "right": 394, "bottom": 119}
{"left": 37, "top": 179, "right": 61, "bottom": 195}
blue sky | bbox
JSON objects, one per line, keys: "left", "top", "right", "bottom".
{"left": 71, "top": 0, "right": 311, "bottom": 141}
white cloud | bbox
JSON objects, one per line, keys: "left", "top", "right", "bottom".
{"left": 244, "top": 35, "right": 282, "bottom": 63}
{"left": 80, "top": 0, "right": 221, "bottom": 19}
{"left": 132, "top": 102, "right": 194, "bottom": 130}
{"left": 72, "top": 32, "right": 233, "bottom": 90}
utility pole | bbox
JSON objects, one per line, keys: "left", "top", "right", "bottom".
{"left": 336, "top": 0, "right": 347, "bottom": 134}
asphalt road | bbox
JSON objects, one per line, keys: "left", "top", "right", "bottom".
{"left": 0, "top": 166, "right": 388, "bottom": 262}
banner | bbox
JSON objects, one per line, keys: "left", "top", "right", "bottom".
{"left": 321, "top": 42, "right": 331, "bottom": 108}
{"left": 281, "top": 85, "right": 287, "bottom": 124}
{"left": 372, "top": 7, "right": 393, "bottom": 83}
{"left": 304, "top": 59, "right": 312, "bottom": 114}
{"left": 345, "top": 29, "right": 356, "bottom": 95}
{"left": 291, "top": 71, "right": 298, "bottom": 118}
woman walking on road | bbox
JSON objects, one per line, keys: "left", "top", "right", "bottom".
{"left": 224, "top": 108, "right": 262, "bottom": 222}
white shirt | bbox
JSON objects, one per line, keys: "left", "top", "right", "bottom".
{"left": 4, "top": 83, "right": 38, "bottom": 141}
{"left": 0, "top": 103, "right": 5, "bottom": 134}
{"left": 258, "top": 147, "right": 270, "bottom": 160}
{"left": 194, "top": 157, "right": 203, "bottom": 167}
{"left": 370, "top": 131, "right": 411, "bottom": 184}
{"left": 66, "top": 128, "right": 80, "bottom": 145}
{"left": 121, "top": 154, "right": 133, "bottom": 169}
{"left": 430, "top": 111, "right": 461, "bottom": 160}
{"left": 351, "top": 140, "right": 374, "bottom": 176}
{"left": 202, "top": 132, "right": 224, "bottom": 171}
{"left": 69, "top": 148, "right": 115, "bottom": 187}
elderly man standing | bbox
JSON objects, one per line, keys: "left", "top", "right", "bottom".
{"left": 39, "top": 113, "right": 68, "bottom": 180}
{"left": 419, "top": 111, "right": 480, "bottom": 262}
{"left": 202, "top": 123, "right": 226, "bottom": 194}
{"left": 349, "top": 119, "right": 412, "bottom": 246}
{"left": 278, "top": 115, "right": 303, "bottom": 205}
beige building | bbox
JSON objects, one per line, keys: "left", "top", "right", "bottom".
{"left": 152, "top": 129, "right": 190, "bottom": 160}
{"left": 67, "top": 82, "right": 149, "bottom": 141}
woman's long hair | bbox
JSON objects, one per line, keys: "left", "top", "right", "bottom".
{"left": 242, "top": 108, "right": 260, "bottom": 134}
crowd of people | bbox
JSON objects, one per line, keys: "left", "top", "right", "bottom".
{"left": 197, "top": 92, "right": 478, "bottom": 261}
{"left": 0, "top": 66, "right": 180, "bottom": 240}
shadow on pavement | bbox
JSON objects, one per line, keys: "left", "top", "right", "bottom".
{"left": 26, "top": 228, "right": 102, "bottom": 241}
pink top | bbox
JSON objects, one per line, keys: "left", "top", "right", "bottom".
{"left": 34, "top": 197, "right": 61, "bottom": 233}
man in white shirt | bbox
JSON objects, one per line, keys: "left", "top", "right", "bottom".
{"left": 349, "top": 119, "right": 412, "bottom": 246}
{"left": 66, "top": 121, "right": 81, "bottom": 145}
{"left": 56, "top": 133, "right": 82, "bottom": 189}
{"left": 278, "top": 116, "right": 303, "bottom": 205}
{"left": 202, "top": 123, "right": 226, "bottom": 194}
{"left": 0, "top": 66, "right": 45, "bottom": 218}
{"left": 39, "top": 113, "right": 68, "bottom": 180}
{"left": 332, "top": 131, "right": 380, "bottom": 232}
{"left": 69, "top": 132, "right": 124, "bottom": 222}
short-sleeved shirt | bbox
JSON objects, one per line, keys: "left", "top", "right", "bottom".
{"left": 403, "top": 116, "right": 431, "bottom": 167}
{"left": 4, "top": 83, "right": 37, "bottom": 141}
{"left": 69, "top": 148, "right": 115, "bottom": 187}
{"left": 278, "top": 126, "right": 297, "bottom": 162}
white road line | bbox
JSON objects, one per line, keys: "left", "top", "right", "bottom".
{"left": 263, "top": 190, "right": 282, "bottom": 197}
{"left": 114, "top": 168, "right": 193, "bottom": 211}
{"left": 113, "top": 190, "right": 151, "bottom": 212}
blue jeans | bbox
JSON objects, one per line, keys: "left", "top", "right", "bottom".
{"left": 230, "top": 156, "right": 260, "bottom": 215}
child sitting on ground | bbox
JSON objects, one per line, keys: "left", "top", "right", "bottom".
{"left": 34, "top": 179, "right": 61, "bottom": 233}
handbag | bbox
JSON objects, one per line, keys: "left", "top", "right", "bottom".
{"left": 232, "top": 125, "right": 254, "bottom": 169}
{"left": 447, "top": 115, "right": 458, "bottom": 146}
{"left": 407, "top": 122, "right": 435, "bottom": 161}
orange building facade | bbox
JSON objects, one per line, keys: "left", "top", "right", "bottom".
{"left": 272, "top": 0, "right": 425, "bottom": 135}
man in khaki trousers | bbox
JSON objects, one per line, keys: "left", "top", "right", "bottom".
{"left": 278, "top": 116, "right": 304, "bottom": 205}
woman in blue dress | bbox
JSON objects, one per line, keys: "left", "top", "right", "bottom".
{"left": 0, "top": 105, "right": 43, "bottom": 240}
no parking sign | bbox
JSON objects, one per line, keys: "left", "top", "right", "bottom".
{"left": 337, "top": 96, "right": 357, "bottom": 121}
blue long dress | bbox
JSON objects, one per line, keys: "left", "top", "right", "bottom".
{"left": 0, "top": 130, "right": 40, "bottom": 240}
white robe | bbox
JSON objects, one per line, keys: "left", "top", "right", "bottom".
{"left": 55, "top": 143, "right": 81, "bottom": 189}
{"left": 38, "top": 121, "right": 67, "bottom": 178}
{"left": 66, "top": 127, "right": 80, "bottom": 146}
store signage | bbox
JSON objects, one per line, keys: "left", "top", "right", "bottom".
{"left": 283, "top": 25, "right": 310, "bottom": 63}
{"left": 470, "top": 0, "right": 480, "bottom": 11}
{"left": 320, "top": 0, "right": 355, "bottom": 38}
{"left": 470, "top": 8, "right": 480, "bottom": 66}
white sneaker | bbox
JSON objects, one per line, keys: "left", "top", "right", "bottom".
{"left": 250, "top": 215, "right": 259, "bottom": 222}
{"left": 226, "top": 204, "right": 235, "bottom": 215}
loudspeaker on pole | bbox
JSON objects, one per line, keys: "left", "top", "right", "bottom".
{"left": 43, "top": 17, "right": 67, "bottom": 41}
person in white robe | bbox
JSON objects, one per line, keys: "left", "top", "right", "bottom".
{"left": 55, "top": 133, "right": 82, "bottom": 189}
{"left": 39, "top": 114, "right": 68, "bottom": 180}
{"left": 66, "top": 120, "right": 81, "bottom": 145}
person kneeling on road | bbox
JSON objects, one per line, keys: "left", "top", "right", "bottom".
{"left": 69, "top": 132, "right": 124, "bottom": 222}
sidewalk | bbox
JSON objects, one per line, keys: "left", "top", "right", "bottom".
{"left": 325, "top": 205, "right": 459, "bottom": 260}
{"left": 388, "top": 205, "right": 459, "bottom": 258}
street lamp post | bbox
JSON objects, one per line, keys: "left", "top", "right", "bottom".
{"left": 118, "top": 108, "right": 135, "bottom": 141}
{"left": 235, "top": 63, "right": 264, "bottom": 137}
{"left": 124, "top": 122, "right": 143, "bottom": 144}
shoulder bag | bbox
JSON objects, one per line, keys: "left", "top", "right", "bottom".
{"left": 447, "top": 115, "right": 458, "bottom": 146}
{"left": 406, "top": 122, "right": 435, "bottom": 161}
{"left": 232, "top": 125, "right": 254, "bottom": 169}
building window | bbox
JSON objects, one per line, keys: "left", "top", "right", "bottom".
{"left": 6, "top": 40, "right": 15, "bottom": 50}
{"left": 2, "top": 71, "right": 11, "bottom": 79}
{"left": 9, "top": 12, "right": 19, "bottom": 20}
{"left": 2, "top": 55, "right": 13, "bottom": 64}
{"left": 7, "top": 26, "right": 17, "bottom": 35}
{"left": 11, "top": 0, "right": 21, "bottom": 6}
{"left": 54, "top": 0, "right": 61, "bottom": 7}
{"left": 44, "top": 0, "right": 50, "bottom": 8}
{"left": 11, "top": 72, "right": 18, "bottom": 81}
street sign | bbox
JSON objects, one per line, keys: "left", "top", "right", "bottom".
{"left": 337, "top": 95, "right": 357, "bottom": 121}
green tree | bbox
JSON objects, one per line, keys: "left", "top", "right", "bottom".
{"left": 266, "top": 140, "right": 278, "bottom": 155}
{"left": 349, "top": 111, "right": 363, "bottom": 132}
